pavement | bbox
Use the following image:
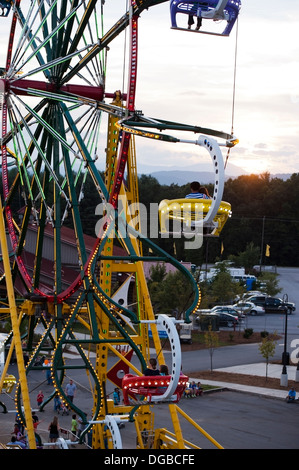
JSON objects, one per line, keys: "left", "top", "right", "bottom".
{"left": 191, "top": 363, "right": 299, "bottom": 400}
{"left": 1, "top": 343, "right": 299, "bottom": 449}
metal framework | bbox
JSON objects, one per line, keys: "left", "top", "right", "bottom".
{"left": 0, "top": 0, "right": 237, "bottom": 449}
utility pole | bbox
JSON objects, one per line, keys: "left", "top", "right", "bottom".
{"left": 259, "top": 216, "right": 265, "bottom": 273}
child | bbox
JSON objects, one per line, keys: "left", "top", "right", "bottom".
{"left": 37, "top": 390, "right": 44, "bottom": 408}
{"left": 113, "top": 388, "right": 120, "bottom": 406}
{"left": 71, "top": 414, "right": 78, "bottom": 441}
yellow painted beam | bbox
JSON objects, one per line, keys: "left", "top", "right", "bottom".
{"left": 0, "top": 197, "right": 36, "bottom": 449}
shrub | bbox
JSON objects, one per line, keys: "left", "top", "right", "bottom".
{"left": 260, "top": 330, "right": 269, "bottom": 338}
{"left": 243, "top": 328, "right": 253, "bottom": 339}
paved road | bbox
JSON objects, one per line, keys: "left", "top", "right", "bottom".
{"left": 181, "top": 266, "right": 299, "bottom": 374}
{"left": 121, "top": 391, "right": 299, "bottom": 450}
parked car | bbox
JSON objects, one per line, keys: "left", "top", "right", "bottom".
{"left": 210, "top": 305, "right": 243, "bottom": 318}
{"left": 217, "top": 312, "right": 239, "bottom": 327}
{"left": 247, "top": 296, "right": 295, "bottom": 314}
{"left": 195, "top": 312, "right": 220, "bottom": 331}
{"left": 233, "top": 301, "right": 265, "bottom": 316}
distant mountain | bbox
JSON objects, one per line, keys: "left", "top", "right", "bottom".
{"left": 145, "top": 170, "right": 217, "bottom": 185}
{"left": 272, "top": 173, "right": 293, "bottom": 181}
{"left": 136, "top": 164, "right": 294, "bottom": 186}
{"left": 137, "top": 162, "right": 247, "bottom": 185}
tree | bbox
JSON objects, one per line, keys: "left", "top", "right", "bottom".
{"left": 258, "top": 334, "right": 277, "bottom": 380}
{"left": 208, "top": 262, "right": 245, "bottom": 305}
{"left": 228, "top": 242, "right": 260, "bottom": 272}
{"left": 203, "top": 325, "right": 219, "bottom": 372}
{"left": 148, "top": 269, "right": 195, "bottom": 316}
{"left": 258, "top": 273, "right": 282, "bottom": 296}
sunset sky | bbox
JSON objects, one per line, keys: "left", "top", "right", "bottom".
{"left": 0, "top": 1, "right": 297, "bottom": 178}
{"left": 105, "top": 1, "right": 299, "bottom": 177}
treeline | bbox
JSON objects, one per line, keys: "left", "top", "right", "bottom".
{"left": 137, "top": 172, "right": 299, "bottom": 267}
{"left": 3, "top": 168, "right": 299, "bottom": 266}
{"left": 80, "top": 171, "right": 299, "bottom": 267}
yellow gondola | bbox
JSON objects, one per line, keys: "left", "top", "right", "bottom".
{"left": 159, "top": 198, "right": 231, "bottom": 237}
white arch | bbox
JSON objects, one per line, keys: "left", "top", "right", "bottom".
{"left": 141, "top": 314, "right": 182, "bottom": 402}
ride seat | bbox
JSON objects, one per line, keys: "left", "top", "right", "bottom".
{"left": 170, "top": 0, "right": 241, "bottom": 36}
{"left": 159, "top": 198, "right": 232, "bottom": 237}
{"left": 122, "top": 373, "right": 189, "bottom": 405}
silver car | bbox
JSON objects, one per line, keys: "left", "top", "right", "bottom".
{"left": 233, "top": 301, "right": 265, "bottom": 316}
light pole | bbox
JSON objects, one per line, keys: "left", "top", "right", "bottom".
{"left": 259, "top": 216, "right": 265, "bottom": 273}
{"left": 280, "top": 293, "right": 289, "bottom": 387}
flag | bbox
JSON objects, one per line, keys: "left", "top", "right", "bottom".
{"left": 173, "top": 242, "right": 177, "bottom": 255}
{"left": 221, "top": 242, "right": 224, "bottom": 255}
{"left": 265, "top": 244, "right": 270, "bottom": 257}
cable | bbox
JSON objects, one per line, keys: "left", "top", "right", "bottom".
{"left": 225, "top": 16, "right": 239, "bottom": 170}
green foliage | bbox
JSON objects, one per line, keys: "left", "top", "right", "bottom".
{"left": 148, "top": 269, "right": 194, "bottom": 316}
{"left": 203, "top": 325, "right": 219, "bottom": 372}
{"left": 243, "top": 328, "right": 253, "bottom": 339}
{"left": 205, "top": 261, "right": 245, "bottom": 305}
{"left": 228, "top": 242, "right": 260, "bottom": 272}
{"left": 5, "top": 167, "right": 299, "bottom": 266}
{"left": 257, "top": 272, "right": 282, "bottom": 296}
{"left": 258, "top": 334, "right": 277, "bottom": 379}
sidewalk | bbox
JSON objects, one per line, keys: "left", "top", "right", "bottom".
{"left": 190, "top": 363, "right": 299, "bottom": 399}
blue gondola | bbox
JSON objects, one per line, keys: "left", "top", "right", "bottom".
{"left": 170, "top": 0, "right": 241, "bottom": 36}
{"left": 0, "top": 1, "right": 11, "bottom": 17}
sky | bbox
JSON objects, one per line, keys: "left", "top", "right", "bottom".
{"left": 103, "top": 0, "right": 299, "bottom": 177}
{"left": 1, "top": 1, "right": 298, "bottom": 178}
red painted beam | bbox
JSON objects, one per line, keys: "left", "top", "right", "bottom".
{"left": 4, "top": 78, "right": 126, "bottom": 102}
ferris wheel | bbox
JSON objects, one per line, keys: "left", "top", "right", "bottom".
{"left": 0, "top": 0, "right": 238, "bottom": 450}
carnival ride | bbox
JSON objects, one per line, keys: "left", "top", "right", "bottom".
{"left": 170, "top": 0, "right": 241, "bottom": 36}
{"left": 0, "top": 0, "right": 239, "bottom": 449}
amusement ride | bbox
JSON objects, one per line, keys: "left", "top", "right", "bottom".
{"left": 0, "top": 0, "right": 240, "bottom": 449}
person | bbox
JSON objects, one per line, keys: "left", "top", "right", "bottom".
{"left": 54, "top": 394, "right": 62, "bottom": 412}
{"left": 48, "top": 416, "right": 59, "bottom": 446}
{"left": 196, "top": 381, "right": 203, "bottom": 396}
{"left": 44, "top": 358, "right": 52, "bottom": 385}
{"left": 65, "top": 378, "right": 77, "bottom": 403}
{"left": 14, "top": 414, "right": 24, "bottom": 434}
{"left": 77, "top": 413, "right": 87, "bottom": 443}
{"left": 113, "top": 387, "right": 120, "bottom": 406}
{"left": 16, "top": 429, "right": 27, "bottom": 446}
{"left": 71, "top": 414, "right": 78, "bottom": 441}
{"left": 32, "top": 411, "right": 40, "bottom": 430}
{"left": 190, "top": 381, "right": 198, "bottom": 397}
{"left": 7, "top": 435, "right": 27, "bottom": 449}
{"left": 144, "top": 358, "right": 160, "bottom": 376}
{"left": 160, "top": 364, "right": 169, "bottom": 375}
{"left": 199, "top": 186, "right": 211, "bottom": 198}
{"left": 37, "top": 390, "right": 44, "bottom": 408}
{"left": 188, "top": 14, "right": 202, "bottom": 30}
{"left": 184, "top": 382, "right": 192, "bottom": 398}
{"left": 286, "top": 387, "right": 296, "bottom": 402}
{"left": 185, "top": 181, "right": 210, "bottom": 199}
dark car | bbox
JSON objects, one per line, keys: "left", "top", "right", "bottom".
{"left": 216, "top": 311, "right": 239, "bottom": 327}
{"left": 247, "top": 296, "right": 295, "bottom": 314}
{"left": 211, "top": 305, "right": 244, "bottom": 318}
